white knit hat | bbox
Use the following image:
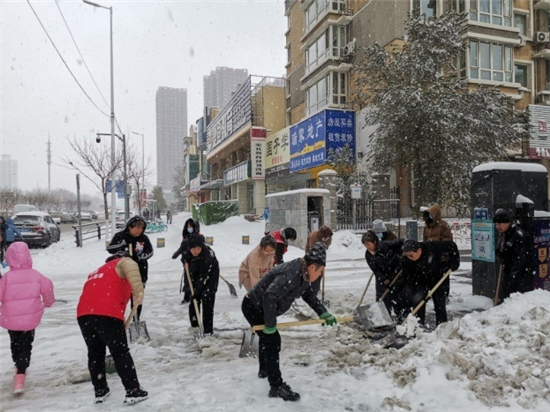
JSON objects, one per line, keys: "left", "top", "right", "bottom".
{"left": 372, "top": 219, "right": 387, "bottom": 233}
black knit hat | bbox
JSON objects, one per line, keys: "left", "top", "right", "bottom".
{"left": 403, "top": 239, "right": 421, "bottom": 253}
{"left": 493, "top": 208, "right": 513, "bottom": 223}
{"left": 283, "top": 227, "right": 297, "bottom": 241}
{"left": 305, "top": 242, "right": 327, "bottom": 266}
{"left": 187, "top": 234, "right": 205, "bottom": 249}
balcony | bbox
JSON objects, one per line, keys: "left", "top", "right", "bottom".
{"left": 535, "top": 0, "right": 550, "bottom": 12}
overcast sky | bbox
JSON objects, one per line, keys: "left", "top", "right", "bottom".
{"left": 1, "top": 0, "right": 286, "bottom": 197}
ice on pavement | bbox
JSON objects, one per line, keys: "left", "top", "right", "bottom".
{"left": 0, "top": 212, "right": 549, "bottom": 411}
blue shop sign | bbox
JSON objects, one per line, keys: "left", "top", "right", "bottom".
{"left": 289, "top": 109, "right": 355, "bottom": 173}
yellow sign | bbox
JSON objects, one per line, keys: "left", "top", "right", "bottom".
{"left": 265, "top": 127, "right": 290, "bottom": 170}
{"left": 539, "top": 247, "right": 547, "bottom": 263}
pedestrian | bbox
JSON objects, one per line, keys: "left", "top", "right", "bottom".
{"left": 372, "top": 219, "right": 397, "bottom": 241}
{"left": 362, "top": 230, "right": 408, "bottom": 321}
{"left": 155, "top": 209, "right": 161, "bottom": 220}
{"left": 239, "top": 235, "right": 277, "bottom": 291}
{"left": 180, "top": 234, "right": 220, "bottom": 335}
{"left": 422, "top": 204, "right": 453, "bottom": 242}
{"left": 0, "top": 216, "right": 8, "bottom": 264}
{"left": 304, "top": 225, "right": 333, "bottom": 293}
{"left": 270, "top": 227, "right": 297, "bottom": 265}
{"left": 4, "top": 218, "right": 23, "bottom": 248}
{"left": 493, "top": 208, "right": 533, "bottom": 303}
{"left": 172, "top": 218, "right": 202, "bottom": 303}
{"left": 166, "top": 210, "right": 172, "bottom": 224}
{"left": 143, "top": 208, "right": 150, "bottom": 221}
{"left": 107, "top": 216, "right": 153, "bottom": 321}
{"left": 76, "top": 252, "right": 148, "bottom": 405}
{"left": 241, "top": 242, "right": 336, "bottom": 402}
{"left": 400, "top": 239, "right": 460, "bottom": 327}
{"left": 0, "top": 242, "right": 55, "bottom": 394}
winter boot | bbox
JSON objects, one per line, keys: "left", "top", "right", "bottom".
{"left": 124, "top": 387, "right": 148, "bottom": 405}
{"left": 94, "top": 387, "right": 111, "bottom": 404}
{"left": 268, "top": 382, "right": 300, "bottom": 402}
{"left": 13, "top": 374, "right": 25, "bottom": 395}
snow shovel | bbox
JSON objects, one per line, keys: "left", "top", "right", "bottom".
{"left": 125, "top": 250, "right": 150, "bottom": 343}
{"left": 186, "top": 263, "right": 204, "bottom": 338}
{"left": 239, "top": 316, "right": 354, "bottom": 358}
{"left": 494, "top": 264, "right": 503, "bottom": 306}
{"left": 354, "top": 270, "right": 402, "bottom": 331}
{"left": 219, "top": 274, "right": 238, "bottom": 297}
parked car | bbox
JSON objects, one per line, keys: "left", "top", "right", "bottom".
{"left": 79, "top": 212, "right": 93, "bottom": 222}
{"left": 83, "top": 210, "right": 98, "bottom": 220}
{"left": 60, "top": 212, "right": 77, "bottom": 224}
{"left": 49, "top": 211, "right": 62, "bottom": 224}
{"left": 115, "top": 210, "right": 128, "bottom": 229}
{"left": 12, "top": 211, "right": 61, "bottom": 248}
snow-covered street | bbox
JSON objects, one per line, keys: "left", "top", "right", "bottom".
{"left": 1, "top": 212, "right": 549, "bottom": 411}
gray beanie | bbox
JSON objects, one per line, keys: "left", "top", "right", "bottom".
{"left": 305, "top": 242, "right": 327, "bottom": 266}
{"left": 372, "top": 219, "right": 387, "bottom": 233}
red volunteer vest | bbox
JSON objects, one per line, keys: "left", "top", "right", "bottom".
{"left": 76, "top": 258, "right": 132, "bottom": 321}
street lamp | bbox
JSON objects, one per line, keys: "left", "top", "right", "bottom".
{"left": 131, "top": 131, "right": 145, "bottom": 214}
{"left": 83, "top": 0, "right": 116, "bottom": 236}
{"left": 97, "top": 133, "right": 128, "bottom": 219}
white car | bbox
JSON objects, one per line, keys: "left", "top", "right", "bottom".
{"left": 79, "top": 212, "right": 93, "bottom": 221}
{"left": 12, "top": 211, "right": 61, "bottom": 248}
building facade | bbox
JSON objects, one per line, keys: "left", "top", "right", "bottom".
{"left": 0, "top": 154, "right": 18, "bottom": 190}
{"left": 283, "top": 0, "right": 550, "bottom": 216}
{"left": 156, "top": 86, "right": 188, "bottom": 190}
{"left": 203, "top": 67, "right": 249, "bottom": 111}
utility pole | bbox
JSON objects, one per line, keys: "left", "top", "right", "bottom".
{"left": 47, "top": 134, "right": 52, "bottom": 192}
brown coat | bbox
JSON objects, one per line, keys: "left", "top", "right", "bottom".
{"left": 238, "top": 244, "right": 274, "bottom": 290}
{"left": 304, "top": 225, "right": 333, "bottom": 253}
{"left": 423, "top": 204, "right": 453, "bottom": 242}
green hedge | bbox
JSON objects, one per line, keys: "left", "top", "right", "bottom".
{"left": 193, "top": 201, "right": 239, "bottom": 226}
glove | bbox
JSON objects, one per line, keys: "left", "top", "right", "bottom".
{"left": 262, "top": 325, "right": 277, "bottom": 335}
{"left": 172, "top": 252, "right": 179, "bottom": 259}
{"left": 320, "top": 311, "right": 337, "bottom": 326}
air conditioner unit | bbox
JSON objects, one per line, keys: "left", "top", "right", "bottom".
{"left": 515, "top": 34, "right": 527, "bottom": 47}
{"left": 343, "top": 39, "right": 356, "bottom": 57}
{"left": 535, "top": 32, "right": 550, "bottom": 44}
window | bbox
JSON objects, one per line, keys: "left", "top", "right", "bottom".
{"left": 305, "top": 25, "right": 347, "bottom": 73}
{"left": 305, "top": 71, "right": 347, "bottom": 114}
{"left": 470, "top": 0, "right": 512, "bottom": 27}
{"left": 287, "top": 44, "right": 291, "bottom": 66}
{"left": 514, "top": 64, "right": 527, "bottom": 88}
{"left": 514, "top": 14, "right": 527, "bottom": 36}
{"left": 470, "top": 41, "right": 513, "bottom": 83}
{"left": 305, "top": 0, "right": 347, "bottom": 33}
{"left": 413, "top": 0, "right": 436, "bottom": 18}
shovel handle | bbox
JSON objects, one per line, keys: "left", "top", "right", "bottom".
{"left": 403, "top": 269, "right": 452, "bottom": 325}
{"left": 252, "top": 316, "right": 354, "bottom": 332}
{"left": 185, "top": 263, "right": 204, "bottom": 335}
{"left": 494, "top": 264, "right": 503, "bottom": 306}
{"left": 379, "top": 269, "right": 403, "bottom": 302}
{"left": 358, "top": 272, "right": 375, "bottom": 307}
{"left": 124, "top": 304, "right": 139, "bottom": 330}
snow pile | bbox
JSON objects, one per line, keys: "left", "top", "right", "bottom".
{"left": 322, "top": 290, "right": 550, "bottom": 410}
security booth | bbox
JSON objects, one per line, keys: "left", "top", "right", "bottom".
{"left": 265, "top": 189, "right": 330, "bottom": 249}
{"left": 471, "top": 162, "right": 548, "bottom": 299}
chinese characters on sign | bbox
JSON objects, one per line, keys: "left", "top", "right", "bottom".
{"left": 223, "top": 161, "right": 250, "bottom": 186}
{"left": 533, "top": 218, "right": 550, "bottom": 291}
{"left": 265, "top": 127, "right": 290, "bottom": 174}
{"left": 528, "top": 105, "right": 550, "bottom": 159}
{"left": 289, "top": 109, "right": 355, "bottom": 173}
{"left": 471, "top": 220, "right": 495, "bottom": 262}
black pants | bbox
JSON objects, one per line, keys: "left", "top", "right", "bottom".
{"left": 408, "top": 284, "right": 447, "bottom": 326}
{"left": 189, "top": 288, "right": 216, "bottom": 334}
{"left": 241, "top": 297, "right": 282, "bottom": 388}
{"left": 8, "top": 330, "right": 35, "bottom": 374}
{"left": 0, "top": 240, "right": 6, "bottom": 262}
{"left": 78, "top": 315, "right": 140, "bottom": 391}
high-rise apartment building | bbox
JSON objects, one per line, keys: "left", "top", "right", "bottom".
{"left": 203, "top": 67, "right": 249, "bottom": 111}
{"left": 0, "top": 154, "right": 18, "bottom": 189}
{"left": 156, "top": 87, "right": 188, "bottom": 190}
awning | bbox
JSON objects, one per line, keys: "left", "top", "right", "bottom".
{"left": 199, "top": 179, "right": 225, "bottom": 190}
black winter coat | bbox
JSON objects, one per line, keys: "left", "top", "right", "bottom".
{"left": 496, "top": 223, "right": 533, "bottom": 299}
{"left": 365, "top": 239, "right": 404, "bottom": 299}
{"left": 183, "top": 245, "right": 220, "bottom": 297}
{"left": 248, "top": 258, "right": 327, "bottom": 328}
{"left": 107, "top": 230, "right": 153, "bottom": 283}
{"left": 401, "top": 241, "right": 460, "bottom": 290}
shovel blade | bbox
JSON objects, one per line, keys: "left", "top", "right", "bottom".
{"left": 354, "top": 301, "right": 395, "bottom": 330}
{"left": 128, "top": 321, "right": 150, "bottom": 343}
{"left": 239, "top": 330, "right": 259, "bottom": 358}
{"left": 228, "top": 283, "right": 238, "bottom": 298}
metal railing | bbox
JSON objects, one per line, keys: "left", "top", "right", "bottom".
{"left": 72, "top": 221, "right": 108, "bottom": 247}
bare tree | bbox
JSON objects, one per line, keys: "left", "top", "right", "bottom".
{"left": 62, "top": 135, "right": 123, "bottom": 219}
{"left": 126, "top": 143, "right": 154, "bottom": 215}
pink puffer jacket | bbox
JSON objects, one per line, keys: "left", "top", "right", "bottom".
{"left": 0, "top": 242, "right": 55, "bottom": 331}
